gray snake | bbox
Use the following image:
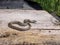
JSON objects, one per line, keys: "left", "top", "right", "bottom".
{"left": 8, "top": 19, "right": 36, "bottom": 31}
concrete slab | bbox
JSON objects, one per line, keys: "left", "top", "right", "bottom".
{"left": 0, "top": 10, "right": 60, "bottom": 45}
{"left": 0, "top": 9, "right": 60, "bottom": 30}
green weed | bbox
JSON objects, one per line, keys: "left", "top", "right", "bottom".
{"left": 34, "top": 0, "right": 60, "bottom": 16}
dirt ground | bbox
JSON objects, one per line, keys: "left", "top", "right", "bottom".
{"left": 0, "top": 28, "right": 60, "bottom": 45}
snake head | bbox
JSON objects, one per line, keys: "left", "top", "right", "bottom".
{"left": 30, "top": 20, "right": 37, "bottom": 23}
{"left": 24, "top": 19, "right": 37, "bottom": 23}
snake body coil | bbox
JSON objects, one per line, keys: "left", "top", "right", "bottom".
{"left": 8, "top": 19, "right": 36, "bottom": 31}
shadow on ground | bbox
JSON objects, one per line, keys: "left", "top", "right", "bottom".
{"left": 50, "top": 12, "right": 60, "bottom": 21}
{"left": 24, "top": 0, "right": 43, "bottom": 10}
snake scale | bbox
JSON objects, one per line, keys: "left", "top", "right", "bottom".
{"left": 8, "top": 19, "right": 36, "bottom": 31}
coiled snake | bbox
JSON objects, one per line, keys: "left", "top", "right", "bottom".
{"left": 8, "top": 19, "right": 36, "bottom": 31}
